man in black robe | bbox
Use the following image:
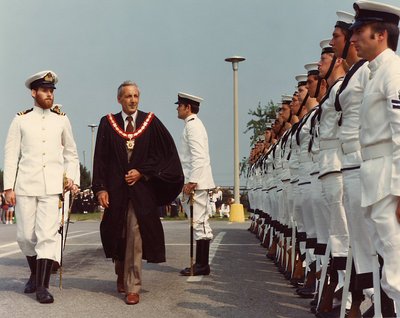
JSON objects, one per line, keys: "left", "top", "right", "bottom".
{"left": 92, "top": 81, "right": 183, "bottom": 305}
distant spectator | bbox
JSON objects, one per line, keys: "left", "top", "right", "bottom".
{"left": 219, "top": 202, "right": 230, "bottom": 218}
{"left": 7, "top": 205, "right": 15, "bottom": 224}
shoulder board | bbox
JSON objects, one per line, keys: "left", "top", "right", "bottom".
{"left": 188, "top": 118, "right": 195, "bottom": 122}
{"left": 17, "top": 108, "right": 33, "bottom": 116}
{"left": 50, "top": 108, "right": 66, "bottom": 116}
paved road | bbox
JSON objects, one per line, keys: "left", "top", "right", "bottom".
{"left": 0, "top": 219, "right": 313, "bottom": 318}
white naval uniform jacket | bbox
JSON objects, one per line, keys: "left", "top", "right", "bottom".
{"left": 180, "top": 114, "right": 215, "bottom": 190}
{"left": 4, "top": 106, "right": 80, "bottom": 196}
{"left": 359, "top": 49, "right": 400, "bottom": 207}
{"left": 319, "top": 80, "right": 343, "bottom": 176}
{"left": 338, "top": 61, "right": 370, "bottom": 169}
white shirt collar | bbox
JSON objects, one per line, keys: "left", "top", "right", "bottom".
{"left": 185, "top": 114, "right": 197, "bottom": 123}
{"left": 368, "top": 48, "right": 395, "bottom": 75}
{"left": 33, "top": 105, "right": 51, "bottom": 114}
{"left": 121, "top": 111, "right": 138, "bottom": 130}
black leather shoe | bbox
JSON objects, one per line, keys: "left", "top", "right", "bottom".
{"left": 24, "top": 274, "right": 36, "bottom": 293}
{"left": 296, "top": 287, "right": 316, "bottom": 298}
{"left": 36, "top": 286, "right": 54, "bottom": 304}
{"left": 315, "top": 306, "right": 340, "bottom": 318}
{"left": 180, "top": 264, "right": 210, "bottom": 276}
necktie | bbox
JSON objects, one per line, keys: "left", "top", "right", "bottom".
{"left": 126, "top": 116, "right": 134, "bottom": 132}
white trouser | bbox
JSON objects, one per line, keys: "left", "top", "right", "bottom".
{"left": 342, "top": 169, "right": 374, "bottom": 274}
{"left": 298, "top": 182, "right": 316, "bottom": 240}
{"left": 364, "top": 194, "right": 400, "bottom": 315}
{"left": 182, "top": 190, "right": 213, "bottom": 241}
{"left": 55, "top": 193, "right": 71, "bottom": 263}
{"left": 320, "top": 173, "right": 349, "bottom": 257}
{"left": 310, "top": 174, "right": 329, "bottom": 245}
{"left": 15, "top": 194, "right": 60, "bottom": 260}
{"left": 292, "top": 183, "right": 305, "bottom": 234}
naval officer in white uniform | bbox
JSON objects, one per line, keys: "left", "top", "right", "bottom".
{"left": 176, "top": 92, "right": 215, "bottom": 276}
{"left": 3, "top": 70, "right": 80, "bottom": 304}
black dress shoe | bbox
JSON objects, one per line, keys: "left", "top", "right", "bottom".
{"left": 24, "top": 274, "right": 36, "bottom": 293}
{"left": 180, "top": 264, "right": 210, "bottom": 276}
{"left": 296, "top": 287, "right": 316, "bottom": 298}
{"left": 36, "top": 286, "right": 54, "bottom": 304}
{"left": 315, "top": 306, "right": 340, "bottom": 318}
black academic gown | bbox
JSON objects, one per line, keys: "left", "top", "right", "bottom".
{"left": 92, "top": 110, "right": 183, "bottom": 263}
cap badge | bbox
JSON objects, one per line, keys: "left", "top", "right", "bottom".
{"left": 44, "top": 72, "right": 54, "bottom": 82}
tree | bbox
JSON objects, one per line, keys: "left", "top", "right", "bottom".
{"left": 80, "top": 163, "right": 91, "bottom": 190}
{"left": 244, "top": 100, "right": 278, "bottom": 146}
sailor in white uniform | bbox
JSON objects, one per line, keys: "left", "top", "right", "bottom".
{"left": 177, "top": 92, "right": 215, "bottom": 276}
{"left": 350, "top": 1, "right": 400, "bottom": 315}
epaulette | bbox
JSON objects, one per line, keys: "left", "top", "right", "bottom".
{"left": 17, "top": 108, "right": 33, "bottom": 116}
{"left": 188, "top": 118, "right": 195, "bottom": 122}
{"left": 51, "top": 108, "right": 66, "bottom": 116}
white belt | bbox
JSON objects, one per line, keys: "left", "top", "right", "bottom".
{"left": 341, "top": 140, "right": 361, "bottom": 155}
{"left": 299, "top": 153, "right": 312, "bottom": 163}
{"left": 320, "top": 139, "right": 340, "bottom": 150}
{"left": 361, "top": 141, "right": 392, "bottom": 161}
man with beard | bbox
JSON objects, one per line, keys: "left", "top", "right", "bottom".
{"left": 4, "top": 70, "right": 80, "bottom": 304}
{"left": 92, "top": 81, "right": 183, "bottom": 305}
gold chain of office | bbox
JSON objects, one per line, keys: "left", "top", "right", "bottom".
{"left": 106, "top": 112, "right": 155, "bottom": 150}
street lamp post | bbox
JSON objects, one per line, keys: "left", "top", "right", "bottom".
{"left": 225, "top": 56, "right": 245, "bottom": 222}
{"left": 88, "top": 124, "right": 98, "bottom": 183}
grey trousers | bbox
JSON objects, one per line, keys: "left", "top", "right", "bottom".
{"left": 115, "top": 201, "right": 143, "bottom": 294}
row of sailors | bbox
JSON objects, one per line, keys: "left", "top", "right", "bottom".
{"left": 246, "top": 2, "right": 400, "bottom": 318}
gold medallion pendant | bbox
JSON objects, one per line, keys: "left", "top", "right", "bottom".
{"left": 126, "top": 139, "right": 135, "bottom": 150}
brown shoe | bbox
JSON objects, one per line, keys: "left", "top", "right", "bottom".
{"left": 117, "top": 275, "right": 125, "bottom": 293}
{"left": 125, "top": 293, "right": 139, "bottom": 305}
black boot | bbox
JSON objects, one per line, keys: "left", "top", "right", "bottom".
{"left": 36, "top": 259, "right": 54, "bottom": 304}
{"left": 198, "top": 239, "right": 211, "bottom": 275}
{"left": 44, "top": 260, "right": 53, "bottom": 289}
{"left": 180, "top": 240, "right": 201, "bottom": 276}
{"left": 24, "top": 255, "right": 37, "bottom": 293}
{"left": 180, "top": 240, "right": 211, "bottom": 276}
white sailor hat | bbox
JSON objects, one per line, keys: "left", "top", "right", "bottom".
{"left": 281, "top": 94, "right": 292, "bottom": 104}
{"left": 320, "top": 39, "right": 334, "bottom": 54}
{"left": 351, "top": 0, "right": 400, "bottom": 30}
{"left": 295, "top": 74, "right": 308, "bottom": 87}
{"left": 305, "top": 62, "right": 320, "bottom": 76}
{"left": 175, "top": 92, "right": 203, "bottom": 107}
{"left": 25, "top": 70, "right": 58, "bottom": 90}
{"left": 258, "top": 135, "right": 266, "bottom": 142}
{"left": 335, "top": 11, "right": 355, "bottom": 30}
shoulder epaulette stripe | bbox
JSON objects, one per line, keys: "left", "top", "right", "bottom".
{"left": 17, "top": 108, "right": 33, "bottom": 116}
{"left": 50, "top": 108, "right": 66, "bottom": 116}
{"left": 188, "top": 118, "right": 195, "bottom": 122}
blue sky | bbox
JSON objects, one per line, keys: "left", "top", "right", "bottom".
{"left": 1, "top": 0, "right": 399, "bottom": 186}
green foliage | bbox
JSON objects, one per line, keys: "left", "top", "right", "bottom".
{"left": 244, "top": 100, "right": 278, "bottom": 146}
{"left": 80, "top": 163, "right": 92, "bottom": 190}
